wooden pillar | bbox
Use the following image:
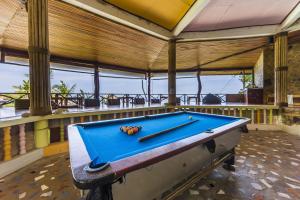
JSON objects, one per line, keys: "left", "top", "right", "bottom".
{"left": 28, "top": 0, "right": 52, "bottom": 115}
{"left": 0, "top": 48, "right": 5, "bottom": 63}
{"left": 274, "top": 32, "right": 288, "bottom": 107}
{"left": 94, "top": 66, "right": 100, "bottom": 101}
{"left": 242, "top": 70, "right": 246, "bottom": 90}
{"left": 168, "top": 39, "right": 176, "bottom": 106}
{"left": 252, "top": 68, "right": 255, "bottom": 87}
{"left": 147, "top": 73, "right": 151, "bottom": 106}
{"left": 196, "top": 70, "right": 202, "bottom": 105}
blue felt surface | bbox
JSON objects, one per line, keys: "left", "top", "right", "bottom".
{"left": 77, "top": 112, "right": 239, "bottom": 164}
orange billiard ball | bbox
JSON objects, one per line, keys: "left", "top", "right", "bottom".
{"left": 127, "top": 129, "right": 134, "bottom": 135}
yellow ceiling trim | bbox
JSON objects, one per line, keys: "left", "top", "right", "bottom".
{"left": 106, "top": 0, "right": 196, "bottom": 30}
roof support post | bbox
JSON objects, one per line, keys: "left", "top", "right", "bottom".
{"left": 196, "top": 70, "right": 202, "bottom": 105}
{"left": 147, "top": 72, "right": 151, "bottom": 106}
{"left": 28, "top": 0, "right": 52, "bottom": 115}
{"left": 252, "top": 68, "right": 255, "bottom": 87}
{"left": 242, "top": 70, "right": 246, "bottom": 90}
{"left": 0, "top": 48, "right": 5, "bottom": 63}
{"left": 94, "top": 65, "right": 100, "bottom": 101}
{"left": 168, "top": 39, "right": 176, "bottom": 106}
{"left": 274, "top": 32, "right": 288, "bottom": 107}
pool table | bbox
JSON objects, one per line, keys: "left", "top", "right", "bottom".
{"left": 68, "top": 111, "right": 249, "bottom": 200}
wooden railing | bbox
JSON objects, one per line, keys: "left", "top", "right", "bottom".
{"left": 0, "top": 92, "right": 243, "bottom": 108}
{"left": 0, "top": 105, "right": 279, "bottom": 163}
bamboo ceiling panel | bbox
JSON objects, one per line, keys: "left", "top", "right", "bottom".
{"left": 151, "top": 37, "right": 269, "bottom": 71}
{"left": 0, "top": 0, "right": 267, "bottom": 73}
{"left": 1, "top": 0, "right": 167, "bottom": 70}
{"left": 202, "top": 50, "right": 262, "bottom": 69}
{"left": 105, "top": 0, "right": 196, "bottom": 30}
{"left": 0, "top": 0, "right": 21, "bottom": 44}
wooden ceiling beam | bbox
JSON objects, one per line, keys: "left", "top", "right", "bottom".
{"left": 1, "top": 47, "right": 147, "bottom": 74}
{"left": 172, "top": 0, "right": 210, "bottom": 36}
{"left": 177, "top": 25, "right": 280, "bottom": 42}
{"left": 281, "top": 2, "right": 300, "bottom": 31}
{"left": 152, "top": 66, "right": 253, "bottom": 73}
{"left": 61, "top": 0, "right": 171, "bottom": 40}
{"left": 0, "top": 46, "right": 254, "bottom": 75}
{"left": 188, "top": 44, "right": 268, "bottom": 71}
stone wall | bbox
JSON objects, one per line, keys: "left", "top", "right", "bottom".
{"left": 253, "top": 41, "right": 300, "bottom": 104}
{"left": 253, "top": 47, "right": 274, "bottom": 104}
{"left": 254, "top": 51, "right": 263, "bottom": 88}
{"left": 287, "top": 42, "right": 300, "bottom": 95}
{"left": 263, "top": 47, "right": 275, "bottom": 103}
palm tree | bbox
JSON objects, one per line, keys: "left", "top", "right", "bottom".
{"left": 13, "top": 80, "right": 30, "bottom": 93}
{"left": 52, "top": 81, "right": 76, "bottom": 98}
{"left": 12, "top": 70, "right": 53, "bottom": 94}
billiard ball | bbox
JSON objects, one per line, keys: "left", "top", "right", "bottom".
{"left": 127, "top": 129, "right": 134, "bottom": 135}
{"left": 188, "top": 116, "right": 193, "bottom": 120}
{"left": 120, "top": 126, "right": 127, "bottom": 132}
{"left": 132, "top": 127, "right": 139, "bottom": 133}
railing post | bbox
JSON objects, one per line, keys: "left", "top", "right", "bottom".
{"left": 4, "top": 127, "right": 12, "bottom": 161}
{"left": 60, "top": 119, "right": 65, "bottom": 142}
{"left": 257, "top": 109, "right": 261, "bottom": 124}
{"left": 19, "top": 124, "right": 27, "bottom": 155}
{"left": 34, "top": 120, "right": 50, "bottom": 148}
{"left": 263, "top": 109, "right": 267, "bottom": 124}
{"left": 251, "top": 109, "right": 255, "bottom": 125}
{"left": 80, "top": 116, "right": 85, "bottom": 123}
{"left": 269, "top": 109, "right": 273, "bottom": 124}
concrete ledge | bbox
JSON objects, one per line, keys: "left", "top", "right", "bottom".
{"left": 280, "top": 124, "right": 300, "bottom": 136}
{"left": 0, "top": 149, "right": 43, "bottom": 178}
{"left": 43, "top": 141, "right": 69, "bottom": 157}
{"left": 247, "top": 124, "right": 281, "bottom": 131}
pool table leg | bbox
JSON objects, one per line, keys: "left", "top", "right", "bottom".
{"left": 86, "top": 184, "right": 113, "bottom": 200}
{"left": 223, "top": 148, "right": 236, "bottom": 172}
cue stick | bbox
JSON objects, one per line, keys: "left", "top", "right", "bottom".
{"left": 138, "top": 119, "right": 199, "bottom": 142}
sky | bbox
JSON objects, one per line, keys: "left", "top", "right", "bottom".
{"left": 0, "top": 63, "right": 243, "bottom": 94}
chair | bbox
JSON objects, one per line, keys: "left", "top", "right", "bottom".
{"left": 134, "top": 98, "right": 145, "bottom": 105}
{"left": 15, "top": 99, "right": 30, "bottom": 110}
{"left": 84, "top": 99, "right": 100, "bottom": 107}
{"left": 151, "top": 98, "right": 161, "bottom": 104}
{"left": 107, "top": 98, "right": 121, "bottom": 106}
{"left": 176, "top": 97, "right": 181, "bottom": 105}
{"left": 203, "top": 94, "right": 221, "bottom": 104}
{"left": 225, "top": 94, "right": 245, "bottom": 103}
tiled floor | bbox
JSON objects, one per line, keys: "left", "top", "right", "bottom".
{"left": 0, "top": 131, "right": 300, "bottom": 200}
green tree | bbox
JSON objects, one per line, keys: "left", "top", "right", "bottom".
{"left": 237, "top": 74, "right": 253, "bottom": 92}
{"left": 52, "top": 81, "right": 76, "bottom": 98}
{"left": 13, "top": 80, "right": 30, "bottom": 93}
{"left": 12, "top": 70, "right": 53, "bottom": 93}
